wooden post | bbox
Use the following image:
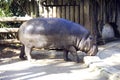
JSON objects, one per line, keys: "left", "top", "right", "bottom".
{"left": 80, "top": 0, "right": 84, "bottom": 25}
{"left": 84, "top": 0, "right": 90, "bottom": 30}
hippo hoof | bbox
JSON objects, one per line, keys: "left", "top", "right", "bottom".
{"left": 73, "top": 58, "right": 80, "bottom": 63}
{"left": 19, "top": 56, "right": 27, "bottom": 60}
{"left": 64, "top": 58, "right": 72, "bottom": 61}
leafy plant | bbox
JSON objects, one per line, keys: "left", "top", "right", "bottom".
{"left": 0, "top": 0, "right": 13, "bottom": 28}
{"left": 0, "top": 0, "right": 13, "bottom": 17}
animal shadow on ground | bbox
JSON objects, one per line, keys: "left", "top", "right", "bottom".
{"left": 0, "top": 44, "right": 85, "bottom": 65}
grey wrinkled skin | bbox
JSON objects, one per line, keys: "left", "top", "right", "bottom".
{"left": 18, "top": 18, "right": 98, "bottom": 63}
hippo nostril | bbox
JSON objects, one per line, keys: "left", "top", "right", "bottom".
{"left": 89, "top": 36, "right": 93, "bottom": 40}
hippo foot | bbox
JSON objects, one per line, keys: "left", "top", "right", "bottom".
{"left": 64, "top": 58, "right": 72, "bottom": 61}
{"left": 19, "top": 56, "right": 27, "bottom": 60}
{"left": 73, "top": 57, "right": 80, "bottom": 63}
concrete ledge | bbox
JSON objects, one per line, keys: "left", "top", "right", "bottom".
{"left": 84, "top": 56, "right": 101, "bottom": 66}
{"left": 84, "top": 56, "right": 120, "bottom": 80}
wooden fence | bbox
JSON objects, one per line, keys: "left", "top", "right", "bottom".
{"left": 23, "top": 0, "right": 119, "bottom": 41}
{"left": 0, "top": 17, "right": 32, "bottom": 22}
{"left": 39, "top": 0, "right": 90, "bottom": 30}
{"left": 0, "top": 0, "right": 120, "bottom": 44}
{"left": 0, "top": 17, "right": 32, "bottom": 44}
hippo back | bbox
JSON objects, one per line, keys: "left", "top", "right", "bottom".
{"left": 19, "top": 18, "right": 88, "bottom": 36}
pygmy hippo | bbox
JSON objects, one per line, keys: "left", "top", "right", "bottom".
{"left": 18, "top": 18, "right": 98, "bottom": 63}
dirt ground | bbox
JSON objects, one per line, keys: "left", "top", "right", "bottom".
{"left": 0, "top": 44, "right": 103, "bottom": 80}
{"left": 0, "top": 41, "right": 120, "bottom": 80}
{"left": 0, "top": 44, "right": 21, "bottom": 65}
{"left": 0, "top": 44, "right": 74, "bottom": 65}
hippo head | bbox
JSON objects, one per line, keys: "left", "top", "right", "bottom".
{"left": 87, "top": 44, "right": 98, "bottom": 56}
{"left": 86, "top": 36, "right": 98, "bottom": 56}
{"left": 80, "top": 35, "right": 98, "bottom": 56}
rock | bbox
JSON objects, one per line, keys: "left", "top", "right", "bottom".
{"left": 102, "top": 23, "right": 115, "bottom": 40}
{"left": 109, "top": 73, "right": 120, "bottom": 80}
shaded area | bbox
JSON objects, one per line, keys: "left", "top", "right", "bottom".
{"left": 1, "top": 41, "right": 120, "bottom": 80}
{"left": 0, "top": 44, "right": 21, "bottom": 65}
{"left": 0, "top": 60, "right": 86, "bottom": 80}
{"left": 0, "top": 44, "right": 85, "bottom": 65}
{"left": 0, "top": 44, "right": 19, "bottom": 58}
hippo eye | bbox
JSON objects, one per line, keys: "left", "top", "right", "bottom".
{"left": 89, "top": 36, "right": 93, "bottom": 40}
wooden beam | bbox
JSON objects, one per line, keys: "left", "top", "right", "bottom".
{"left": 0, "top": 17, "right": 33, "bottom": 22}
{"left": 0, "top": 39, "right": 20, "bottom": 44}
{"left": 0, "top": 28, "right": 19, "bottom": 33}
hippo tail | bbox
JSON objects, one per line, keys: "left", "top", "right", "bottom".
{"left": 17, "top": 22, "right": 24, "bottom": 41}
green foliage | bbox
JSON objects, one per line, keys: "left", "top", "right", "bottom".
{"left": 0, "top": 0, "right": 24, "bottom": 28}
{"left": 10, "top": 0, "right": 26, "bottom": 16}
{"left": 0, "top": 22, "right": 10, "bottom": 28}
{"left": 0, "top": 0, "right": 13, "bottom": 28}
{"left": 0, "top": 0, "right": 13, "bottom": 17}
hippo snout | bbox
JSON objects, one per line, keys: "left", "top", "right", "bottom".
{"left": 87, "top": 44, "right": 98, "bottom": 56}
{"left": 82, "top": 35, "right": 98, "bottom": 56}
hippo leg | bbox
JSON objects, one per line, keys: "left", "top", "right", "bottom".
{"left": 24, "top": 46, "right": 33, "bottom": 62}
{"left": 19, "top": 45, "right": 26, "bottom": 60}
{"left": 63, "top": 50, "right": 71, "bottom": 61}
{"left": 68, "top": 46, "right": 79, "bottom": 63}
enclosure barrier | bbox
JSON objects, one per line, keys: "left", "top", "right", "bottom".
{"left": 0, "top": 17, "right": 32, "bottom": 22}
{"left": 0, "top": 17, "right": 32, "bottom": 44}
{"left": 0, "top": 28, "right": 19, "bottom": 44}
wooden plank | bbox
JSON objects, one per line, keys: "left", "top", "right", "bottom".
{"left": 66, "top": 6, "right": 70, "bottom": 20}
{"left": 84, "top": 0, "right": 90, "bottom": 30}
{"left": 0, "top": 28, "right": 19, "bottom": 33}
{"left": 80, "top": 0, "right": 84, "bottom": 25}
{"left": 53, "top": 7, "right": 57, "bottom": 17}
{"left": 75, "top": 6, "right": 79, "bottom": 24}
{"left": 0, "top": 39, "right": 20, "bottom": 44}
{"left": 0, "top": 17, "right": 32, "bottom": 22}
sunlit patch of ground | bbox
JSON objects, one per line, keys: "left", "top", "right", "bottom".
{"left": 0, "top": 41, "right": 120, "bottom": 80}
